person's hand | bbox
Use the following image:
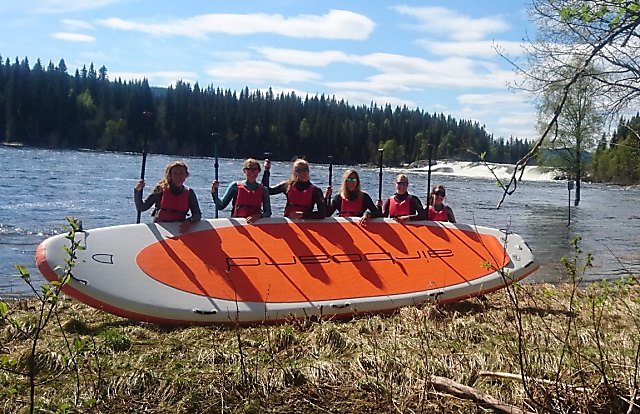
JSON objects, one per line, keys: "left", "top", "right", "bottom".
{"left": 359, "top": 212, "right": 371, "bottom": 227}
{"left": 179, "top": 219, "right": 192, "bottom": 233}
{"left": 325, "top": 186, "right": 333, "bottom": 199}
{"left": 264, "top": 159, "right": 271, "bottom": 170}
{"left": 394, "top": 215, "right": 409, "bottom": 223}
{"left": 210, "top": 180, "right": 219, "bottom": 193}
{"left": 246, "top": 213, "right": 261, "bottom": 224}
{"left": 288, "top": 211, "right": 303, "bottom": 220}
{"left": 134, "top": 179, "right": 145, "bottom": 191}
{"left": 375, "top": 199, "right": 382, "bottom": 208}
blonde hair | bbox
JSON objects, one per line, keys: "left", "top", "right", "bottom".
{"left": 155, "top": 161, "right": 189, "bottom": 190}
{"left": 242, "top": 158, "right": 260, "bottom": 171}
{"left": 286, "top": 158, "right": 310, "bottom": 191}
{"left": 395, "top": 174, "right": 408, "bottom": 183}
{"left": 339, "top": 169, "right": 362, "bottom": 199}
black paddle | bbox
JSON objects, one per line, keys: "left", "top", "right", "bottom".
{"left": 136, "top": 111, "right": 153, "bottom": 224}
{"left": 427, "top": 140, "right": 433, "bottom": 206}
{"left": 212, "top": 132, "right": 220, "bottom": 218}
{"left": 378, "top": 148, "right": 384, "bottom": 201}
{"left": 328, "top": 155, "right": 333, "bottom": 187}
{"left": 261, "top": 152, "right": 272, "bottom": 187}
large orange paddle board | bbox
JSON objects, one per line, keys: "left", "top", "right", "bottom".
{"left": 36, "top": 218, "right": 538, "bottom": 325}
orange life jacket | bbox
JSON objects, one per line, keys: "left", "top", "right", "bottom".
{"left": 284, "top": 184, "right": 315, "bottom": 217}
{"left": 388, "top": 195, "right": 411, "bottom": 217}
{"left": 428, "top": 205, "right": 449, "bottom": 221}
{"left": 156, "top": 187, "right": 189, "bottom": 222}
{"left": 340, "top": 196, "right": 364, "bottom": 217}
{"left": 233, "top": 182, "right": 263, "bottom": 218}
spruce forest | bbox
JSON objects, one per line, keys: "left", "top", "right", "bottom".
{"left": 1, "top": 55, "right": 639, "bottom": 181}
{"left": 0, "top": 55, "right": 531, "bottom": 165}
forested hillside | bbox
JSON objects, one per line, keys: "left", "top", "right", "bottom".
{"left": 590, "top": 115, "right": 640, "bottom": 185}
{"left": 1, "top": 55, "right": 532, "bottom": 165}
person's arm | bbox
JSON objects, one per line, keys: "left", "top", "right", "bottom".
{"left": 268, "top": 181, "right": 288, "bottom": 196}
{"left": 261, "top": 185, "right": 272, "bottom": 218}
{"left": 135, "top": 188, "right": 161, "bottom": 212}
{"left": 447, "top": 206, "right": 456, "bottom": 223}
{"left": 409, "top": 196, "right": 426, "bottom": 221}
{"left": 302, "top": 187, "right": 327, "bottom": 219}
{"left": 178, "top": 189, "right": 201, "bottom": 233}
{"left": 362, "top": 193, "right": 383, "bottom": 218}
{"left": 212, "top": 182, "right": 238, "bottom": 210}
{"left": 187, "top": 189, "right": 202, "bottom": 222}
{"left": 381, "top": 198, "right": 391, "bottom": 218}
{"left": 261, "top": 166, "right": 270, "bottom": 187}
{"left": 326, "top": 195, "right": 341, "bottom": 217}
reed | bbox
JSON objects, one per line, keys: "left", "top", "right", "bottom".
{"left": 1, "top": 238, "right": 639, "bottom": 413}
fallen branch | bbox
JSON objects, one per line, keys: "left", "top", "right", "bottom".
{"left": 430, "top": 375, "right": 533, "bottom": 414}
{"left": 480, "top": 370, "right": 591, "bottom": 393}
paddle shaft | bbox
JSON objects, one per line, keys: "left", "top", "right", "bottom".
{"left": 427, "top": 141, "right": 433, "bottom": 205}
{"left": 212, "top": 133, "right": 220, "bottom": 218}
{"left": 261, "top": 152, "right": 272, "bottom": 187}
{"left": 378, "top": 149, "right": 384, "bottom": 201}
{"left": 136, "top": 112, "right": 153, "bottom": 224}
{"left": 328, "top": 155, "right": 333, "bottom": 187}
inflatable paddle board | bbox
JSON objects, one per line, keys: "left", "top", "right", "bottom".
{"left": 36, "top": 218, "right": 538, "bottom": 325}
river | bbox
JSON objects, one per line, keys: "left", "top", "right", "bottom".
{"left": 1, "top": 145, "right": 639, "bottom": 298}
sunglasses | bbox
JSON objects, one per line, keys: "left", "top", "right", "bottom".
{"left": 244, "top": 167, "right": 260, "bottom": 173}
{"left": 295, "top": 167, "right": 309, "bottom": 173}
{"left": 396, "top": 182, "right": 409, "bottom": 186}
{"left": 345, "top": 177, "right": 358, "bottom": 182}
{"left": 434, "top": 190, "right": 446, "bottom": 197}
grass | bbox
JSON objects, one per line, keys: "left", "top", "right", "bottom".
{"left": 2, "top": 278, "right": 640, "bottom": 413}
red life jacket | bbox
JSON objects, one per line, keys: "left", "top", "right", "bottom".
{"left": 428, "top": 205, "right": 449, "bottom": 221}
{"left": 340, "top": 196, "right": 363, "bottom": 217}
{"left": 233, "top": 182, "right": 263, "bottom": 218}
{"left": 284, "top": 184, "right": 315, "bottom": 217}
{"left": 156, "top": 186, "right": 189, "bottom": 222}
{"left": 388, "top": 195, "right": 411, "bottom": 217}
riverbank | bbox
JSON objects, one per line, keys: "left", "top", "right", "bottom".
{"left": 2, "top": 279, "right": 639, "bottom": 413}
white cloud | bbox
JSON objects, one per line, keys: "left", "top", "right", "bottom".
{"left": 207, "top": 61, "right": 321, "bottom": 85}
{"left": 51, "top": 33, "right": 95, "bottom": 42}
{"left": 331, "top": 90, "right": 415, "bottom": 109}
{"left": 98, "top": 10, "right": 374, "bottom": 40}
{"left": 340, "top": 54, "right": 515, "bottom": 90}
{"left": 60, "top": 19, "right": 94, "bottom": 30}
{"left": 109, "top": 70, "right": 199, "bottom": 86}
{"left": 417, "top": 40, "right": 524, "bottom": 59}
{"left": 392, "top": 6, "right": 510, "bottom": 41}
{"left": 457, "top": 93, "right": 527, "bottom": 106}
{"left": 256, "top": 47, "right": 352, "bottom": 67}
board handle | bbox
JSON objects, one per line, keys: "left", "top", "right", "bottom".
{"left": 193, "top": 309, "right": 218, "bottom": 315}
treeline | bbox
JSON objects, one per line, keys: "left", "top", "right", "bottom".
{"left": 590, "top": 115, "right": 640, "bottom": 185}
{"left": 0, "top": 55, "right": 533, "bottom": 165}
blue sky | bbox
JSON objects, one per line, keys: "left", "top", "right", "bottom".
{"left": 0, "top": 0, "right": 537, "bottom": 140}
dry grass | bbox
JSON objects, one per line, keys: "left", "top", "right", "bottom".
{"left": 2, "top": 280, "right": 640, "bottom": 413}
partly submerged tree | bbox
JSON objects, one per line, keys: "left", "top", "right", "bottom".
{"left": 497, "top": 0, "right": 640, "bottom": 207}
{"left": 535, "top": 61, "right": 604, "bottom": 206}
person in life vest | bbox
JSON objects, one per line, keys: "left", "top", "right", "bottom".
{"left": 134, "top": 161, "right": 202, "bottom": 233}
{"left": 381, "top": 174, "right": 424, "bottom": 222}
{"left": 266, "top": 158, "right": 326, "bottom": 219}
{"left": 325, "top": 169, "right": 382, "bottom": 226}
{"left": 210, "top": 158, "right": 271, "bottom": 223}
{"left": 425, "top": 185, "right": 456, "bottom": 222}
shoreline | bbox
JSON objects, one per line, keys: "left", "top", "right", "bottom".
{"left": 2, "top": 281, "right": 639, "bottom": 413}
